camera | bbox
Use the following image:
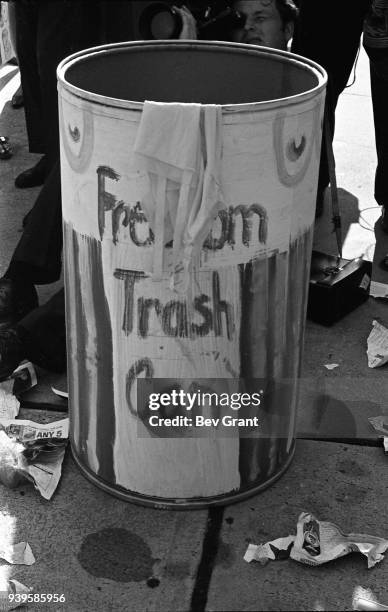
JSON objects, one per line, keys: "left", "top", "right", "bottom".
{"left": 138, "top": 1, "right": 245, "bottom": 41}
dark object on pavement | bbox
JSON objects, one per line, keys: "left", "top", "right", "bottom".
{"left": 308, "top": 251, "right": 372, "bottom": 326}
{"left": 0, "top": 136, "right": 12, "bottom": 160}
{"left": 0, "top": 278, "right": 38, "bottom": 327}
{"left": 15, "top": 155, "right": 48, "bottom": 188}
{"left": 0, "top": 327, "right": 24, "bottom": 381}
{"left": 11, "top": 87, "right": 24, "bottom": 109}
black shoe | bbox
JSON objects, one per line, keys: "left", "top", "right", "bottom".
{"left": 380, "top": 207, "right": 388, "bottom": 234}
{"left": 11, "top": 87, "right": 24, "bottom": 109}
{"left": 0, "top": 278, "right": 38, "bottom": 327}
{"left": 15, "top": 156, "right": 48, "bottom": 189}
{"left": 0, "top": 326, "right": 24, "bottom": 381}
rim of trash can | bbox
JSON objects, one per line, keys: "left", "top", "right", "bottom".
{"left": 57, "top": 40, "right": 327, "bottom": 114}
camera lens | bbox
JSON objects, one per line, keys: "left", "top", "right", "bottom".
{"left": 139, "top": 3, "right": 182, "bottom": 40}
{"left": 150, "top": 10, "right": 177, "bottom": 38}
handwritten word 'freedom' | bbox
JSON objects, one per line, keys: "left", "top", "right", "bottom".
{"left": 97, "top": 166, "right": 268, "bottom": 249}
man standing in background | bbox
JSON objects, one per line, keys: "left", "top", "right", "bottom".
{"left": 363, "top": 0, "right": 388, "bottom": 245}
{"left": 292, "top": 0, "right": 372, "bottom": 216}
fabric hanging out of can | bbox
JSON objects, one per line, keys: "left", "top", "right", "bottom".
{"left": 133, "top": 101, "right": 223, "bottom": 294}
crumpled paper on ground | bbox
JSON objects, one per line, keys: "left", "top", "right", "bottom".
{"left": 367, "top": 320, "right": 388, "bottom": 368}
{"left": 0, "top": 418, "right": 69, "bottom": 499}
{"left": 0, "top": 362, "right": 37, "bottom": 420}
{"left": 353, "top": 586, "right": 388, "bottom": 611}
{"left": 0, "top": 541, "right": 35, "bottom": 565}
{"left": 0, "top": 580, "right": 32, "bottom": 611}
{"left": 369, "top": 416, "right": 388, "bottom": 453}
{"left": 324, "top": 363, "right": 339, "bottom": 370}
{"left": 0, "top": 390, "right": 19, "bottom": 420}
{"left": 369, "top": 281, "right": 388, "bottom": 300}
{"left": 0, "top": 362, "right": 37, "bottom": 398}
{"left": 244, "top": 512, "right": 388, "bottom": 569}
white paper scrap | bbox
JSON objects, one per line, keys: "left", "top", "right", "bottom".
{"left": 353, "top": 586, "right": 388, "bottom": 611}
{"left": 51, "top": 386, "right": 68, "bottom": 399}
{"left": 368, "top": 416, "right": 388, "bottom": 437}
{"left": 0, "top": 419, "right": 69, "bottom": 499}
{"left": 324, "top": 363, "right": 339, "bottom": 370}
{"left": 244, "top": 536, "right": 295, "bottom": 564}
{"left": 244, "top": 512, "right": 388, "bottom": 569}
{"left": 367, "top": 320, "right": 388, "bottom": 368}
{"left": 26, "top": 445, "right": 67, "bottom": 501}
{"left": 0, "top": 418, "right": 69, "bottom": 442}
{"left": 370, "top": 281, "right": 388, "bottom": 300}
{"left": 0, "top": 579, "right": 33, "bottom": 611}
{"left": 0, "top": 542, "right": 35, "bottom": 565}
{"left": 0, "top": 389, "right": 19, "bottom": 419}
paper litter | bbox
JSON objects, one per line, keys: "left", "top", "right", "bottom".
{"left": 0, "top": 542, "right": 35, "bottom": 565}
{"left": 324, "top": 363, "right": 339, "bottom": 370}
{"left": 367, "top": 320, "right": 388, "bottom": 368}
{"left": 0, "top": 580, "right": 33, "bottom": 611}
{"left": 0, "top": 418, "right": 69, "bottom": 499}
{"left": 353, "top": 586, "right": 388, "bottom": 611}
{"left": 244, "top": 512, "right": 388, "bottom": 569}
{"left": 0, "top": 362, "right": 37, "bottom": 398}
{"left": 0, "top": 362, "right": 37, "bottom": 420}
{"left": 368, "top": 416, "right": 388, "bottom": 453}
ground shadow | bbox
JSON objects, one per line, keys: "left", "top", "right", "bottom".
{"left": 313, "top": 187, "right": 362, "bottom": 255}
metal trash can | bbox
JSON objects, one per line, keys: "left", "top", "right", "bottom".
{"left": 57, "top": 41, "right": 326, "bottom": 508}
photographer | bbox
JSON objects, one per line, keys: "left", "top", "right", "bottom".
{"left": 0, "top": 0, "right": 298, "bottom": 379}
{"left": 172, "top": 0, "right": 297, "bottom": 50}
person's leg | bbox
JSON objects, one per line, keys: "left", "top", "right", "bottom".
{"left": 0, "top": 289, "right": 66, "bottom": 379}
{"left": 292, "top": 0, "right": 371, "bottom": 210}
{"left": 7, "top": 1, "right": 17, "bottom": 57}
{"left": 8, "top": 162, "right": 63, "bottom": 284}
{"left": 8, "top": 1, "right": 24, "bottom": 109}
{"left": 37, "top": 1, "right": 86, "bottom": 171}
{"left": 19, "top": 289, "right": 66, "bottom": 373}
{"left": 14, "top": 0, "right": 84, "bottom": 186}
{"left": 367, "top": 48, "right": 388, "bottom": 212}
{"left": 14, "top": 0, "right": 43, "bottom": 154}
{"left": 0, "top": 162, "right": 62, "bottom": 326}
{"left": 365, "top": 46, "right": 388, "bottom": 273}
{"left": 0, "top": 163, "right": 65, "bottom": 375}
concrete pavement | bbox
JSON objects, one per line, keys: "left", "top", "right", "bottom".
{"left": 1, "top": 44, "right": 388, "bottom": 612}
{"left": 1, "top": 411, "right": 208, "bottom": 612}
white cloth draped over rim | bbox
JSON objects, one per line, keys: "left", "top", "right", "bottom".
{"left": 133, "top": 100, "right": 224, "bottom": 294}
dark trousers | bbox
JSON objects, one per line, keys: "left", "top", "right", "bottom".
{"left": 14, "top": 0, "right": 94, "bottom": 167}
{"left": 292, "top": 0, "right": 372, "bottom": 193}
{"left": 6, "top": 163, "right": 66, "bottom": 371}
{"left": 10, "top": 162, "right": 62, "bottom": 284}
{"left": 8, "top": 2, "right": 136, "bottom": 372}
{"left": 365, "top": 46, "right": 388, "bottom": 207}
{"left": 20, "top": 289, "right": 66, "bottom": 373}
